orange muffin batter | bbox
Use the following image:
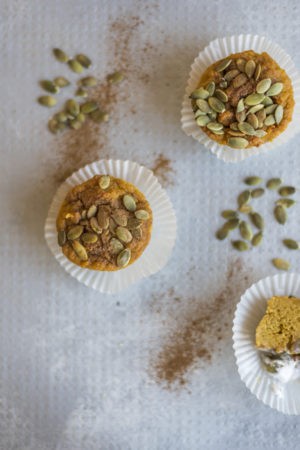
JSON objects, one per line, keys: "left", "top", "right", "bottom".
{"left": 56, "top": 175, "right": 152, "bottom": 271}
{"left": 191, "top": 50, "right": 294, "bottom": 149}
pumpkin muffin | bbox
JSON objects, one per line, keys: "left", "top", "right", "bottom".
{"left": 190, "top": 50, "right": 294, "bottom": 149}
{"left": 56, "top": 175, "right": 152, "bottom": 271}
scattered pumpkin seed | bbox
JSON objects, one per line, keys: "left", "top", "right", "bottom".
{"left": 40, "top": 80, "right": 59, "bottom": 94}
{"left": 238, "top": 122, "right": 256, "bottom": 136}
{"left": 239, "top": 221, "right": 253, "bottom": 241}
{"left": 90, "top": 110, "right": 110, "bottom": 123}
{"left": 275, "top": 105, "right": 284, "bottom": 125}
{"left": 107, "top": 71, "right": 124, "bottom": 83}
{"left": 238, "top": 190, "right": 251, "bottom": 208}
{"left": 236, "top": 58, "right": 246, "bottom": 72}
{"left": 53, "top": 48, "right": 69, "bottom": 63}
{"left": 276, "top": 198, "right": 295, "bottom": 208}
{"left": 80, "top": 76, "right": 98, "bottom": 87}
{"left": 244, "top": 176, "right": 263, "bottom": 186}
{"left": 99, "top": 175, "right": 110, "bottom": 189}
{"left": 215, "top": 58, "right": 232, "bottom": 72}
{"left": 232, "top": 73, "right": 248, "bottom": 88}
{"left": 232, "top": 240, "right": 249, "bottom": 251}
{"left": 69, "top": 119, "right": 82, "bottom": 130}
{"left": 54, "top": 76, "right": 70, "bottom": 87}
{"left": 251, "top": 188, "right": 265, "bottom": 198}
{"left": 250, "top": 212, "right": 264, "bottom": 230}
{"left": 77, "top": 113, "right": 86, "bottom": 123}
{"left": 117, "top": 248, "right": 131, "bottom": 267}
{"left": 224, "top": 69, "right": 240, "bottom": 82}
{"left": 224, "top": 218, "right": 240, "bottom": 231}
{"left": 245, "top": 60, "right": 256, "bottom": 78}
{"left": 244, "top": 93, "right": 265, "bottom": 106}
{"left": 72, "top": 240, "right": 88, "bottom": 261}
{"left": 239, "top": 204, "right": 253, "bottom": 214}
{"left": 216, "top": 227, "right": 228, "bottom": 240}
{"left": 48, "top": 118, "right": 59, "bottom": 133}
{"left": 80, "top": 101, "right": 98, "bottom": 114}
{"left": 127, "top": 218, "right": 142, "bottom": 229}
{"left": 97, "top": 208, "right": 109, "bottom": 229}
{"left": 279, "top": 186, "right": 296, "bottom": 196}
{"left": 38, "top": 95, "right": 57, "bottom": 107}
{"left": 112, "top": 210, "right": 128, "bottom": 227}
{"left": 75, "top": 87, "right": 88, "bottom": 97}
{"left": 190, "top": 87, "right": 209, "bottom": 99}
{"left": 116, "top": 226, "right": 132, "bottom": 243}
{"left": 266, "top": 82, "right": 283, "bottom": 96}
{"left": 66, "top": 99, "right": 80, "bottom": 117}
{"left": 123, "top": 194, "right": 136, "bottom": 212}
{"left": 228, "top": 137, "right": 248, "bottom": 149}
{"left": 215, "top": 89, "right": 228, "bottom": 102}
{"left": 54, "top": 112, "right": 68, "bottom": 123}
{"left": 252, "top": 232, "right": 263, "bottom": 247}
{"left": 283, "top": 239, "right": 299, "bottom": 250}
{"left": 75, "top": 53, "right": 92, "bottom": 68}
{"left": 272, "top": 258, "right": 290, "bottom": 271}
{"left": 68, "top": 59, "right": 84, "bottom": 73}
{"left": 274, "top": 205, "right": 287, "bottom": 224}
{"left": 219, "top": 80, "right": 228, "bottom": 89}
{"left": 256, "top": 78, "right": 272, "bottom": 94}
{"left": 110, "top": 238, "right": 124, "bottom": 255}
{"left": 135, "top": 209, "right": 150, "bottom": 220}
{"left": 87, "top": 204, "right": 97, "bottom": 219}
{"left": 266, "top": 178, "right": 282, "bottom": 190}
{"left": 90, "top": 217, "right": 102, "bottom": 234}
{"left": 206, "top": 81, "right": 215, "bottom": 96}
{"left": 57, "top": 230, "right": 66, "bottom": 246}
{"left": 81, "top": 233, "right": 98, "bottom": 244}
{"left": 221, "top": 210, "right": 238, "bottom": 219}
{"left": 67, "top": 225, "right": 84, "bottom": 240}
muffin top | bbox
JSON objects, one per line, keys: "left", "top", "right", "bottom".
{"left": 255, "top": 296, "right": 300, "bottom": 354}
{"left": 56, "top": 175, "right": 152, "bottom": 271}
{"left": 191, "top": 50, "right": 294, "bottom": 149}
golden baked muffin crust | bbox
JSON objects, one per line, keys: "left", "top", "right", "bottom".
{"left": 255, "top": 296, "right": 300, "bottom": 354}
{"left": 56, "top": 175, "right": 152, "bottom": 271}
{"left": 191, "top": 50, "right": 294, "bottom": 149}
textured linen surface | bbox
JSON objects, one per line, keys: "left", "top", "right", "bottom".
{"left": 1, "top": 0, "right": 300, "bottom": 449}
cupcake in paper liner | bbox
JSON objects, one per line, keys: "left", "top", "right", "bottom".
{"left": 233, "top": 273, "right": 300, "bottom": 415}
{"left": 45, "top": 159, "right": 177, "bottom": 294}
{"left": 181, "top": 34, "right": 300, "bottom": 163}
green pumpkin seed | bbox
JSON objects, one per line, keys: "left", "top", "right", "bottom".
{"left": 107, "top": 71, "right": 124, "bottom": 84}
{"left": 194, "top": 109, "right": 206, "bottom": 118}
{"left": 245, "top": 60, "right": 256, "bottom": 78}
{"left": 274, "top": 205, "right": 287, "bottom": 224}
{"left": 196, "top": 99, "right": 211, "bottom": 113}
{"left": 255, "top": 130, "right": 267, "bottom": 139}
{"left": 68, "top": 59, "right": 84, "bottom": 73}
{"left": 262, "top": 96, "right": 273, "bottom": 106}
{"left": 54, "top": 76, "right": 70, "bottom": 87}
{"left": 283, "top": 239, "right": 299, "bottom": 250}
{"left": 38, "top": 95, "right": 57, "bottom": 107}
{"left": 266, "top": 82, "right": 283, "bottom": 96}
{"left": 215, "top": 89, "right": 228, "bottom": 102}
{"left": 224, "top": 69, "right": 240, "bottom": 82}
{"left": 264, "top": 115, "right": 275, "bottom": 126}
{"left": 236, "top": 99, "right": 245, "bottom": 113}
{"left": 135, "top": 209, "right": 150, "bottom": 220}
{"left": 247, "top": 113, "right": 259, "bottom": 129}
{"left": 256, "top": 108, "right": 266, "bottom": 127}
{"left": 215, "top": 58, "right": 232, "bottom": 72}
{"left": 208, "top": 97, "right": 226, "bottom": 113}
{"left": 244, "top": 93, "right": 265, "bottom": 106}
{"left": 256, "top": 78, "right": 272, "bottom": 94}
{"left": 67, "top": 225, "right": 84, "bottom": 240}
{"left": 239, "top": 204, "right": 253, "bottom": 214}
{"left": 206, "top": 81, "right": 215, "bottom": 96}
{"left": 127, "top": 218, "right": 142, "bottom": 229}
{"left": 221, "top": 210, "right": 238, "bottom": 219}
{"left": 248, "top": 104, "right": 264, "bottom": 115}
{"left": 238, "top": 122, "right": 256, "bottom": 136}
{"left": 81, "top": 233, "right": 98, "bottom": 244}
{"left": 230, "top": 122, "right": 239, "bottom": 131}
{"left": 224, "top": 218, "right": 240, "bottom": 231}
{"left": 276, "top": 198, "right": 295, "bottom": 208}
{"left": 75, "top": 88, "right": 88, "bottom": 97}
{"left": 48, "top": 119, "right": 59, "bottom": 134}
{"left": 80, "top": 76, "right": 98, "bottom": 87}
{"left": 87, "top": 204, "right": 97, "bottom": 219}
{"left": 236, "top": 110, "right": 246, "bottom": 123}
{"left": 250, "top": 212, "right": 264, "bottom": 230}
{"left": 279, "top": 186, "right": 296, "bottom": 196}
{"left": 239, "top": 221, "right": 253, "bottom": 241}
{"left": 110, "top": 238, "right": 124, "bottom": 255}
{"left": 72, "top": 240, "right": 88, "bottom": 261}
{"left": 90, "top": 110, "right": 110, "bottom": 123}
{"left": 251, "top": 188, "right": 265, "bottom": 198}
{"left": 54, "top": 112, "right": 68, "bottom": 123}
{"left": 97, "top": 208, "right": 109, "bottom": 229}
{"left": 228, "top": 130, "right": 245, "bottom": 137}
{"left": 80, "top": 101, "right": 98, "bottom": 114}
{"left": 219, "top": 80, "right": 228, "bottom": 89}
{"left": 112, "top": 210, "right": 128, "bottom": 227}
{"left": 238, "top": 190, "right": 251, "bottom": 208}
{"left": 216, "top": 227, "right": 228, "bottom": 240}
{"left": 244, "top": 176, "right": 262, "bottom": 186}
{"left": 75, "top": 53, "right": 92, "bottom": 68}
{"left": 40, "top": 80, "right": 59, "bottom": 94}
{"left": 254, "top": 63, "right": 262, "bottom": 81}
{"left": 232, "top": 240, "right": 249, "bottom": 251}
{"left": 232, "top": 73, "right": 248, "bottom": 88}
{"left": 117, "top": 248, "right": 131, "bottom": 267}
{"left": 81, "top": 210, "right": 87, "bottom": 219}
{"left": 275, "top": 105, "right": 284, "bottom": 125}
{"left": 252, "top": 232, "right": 263, "bottom": 247}
{"left": 99, "top": 175, "right": 110, "bottom": 189}
{"left": 265, "top": 104, "right": 277, "bottom": 115}
{"left": 196, "top": 115, "right": 210, "bottom": 127}
{"left": 53, "top": 48, "right": 69, "bottom": 63}
{"left": 90, "top": 217, "right": 102, "bottom": 234}
{"left": 207, "top": 122, "right": 224, "bottom": 132}
{"left": 236, "top": 58, "right": 246, "bottom": 72}
{"left": 272, "top": 258, "right": 290, "bottom": 271}
{"left": 228, "top": 137, "right": 248, "bottom": 149}
{"left": 69, "top": 119, "right": 82, "bottom": 130}
{"left": 77, "top": 113, "right": 86, "bottom": 123}
{"left": 66, "top": 99, "right": 80, "bottom": 117}
{"left": 190, "top": 87, "right": 210, "bottom": 99}
{"left": 211, "top": 129, "right": 224, "bottom": 135}
{"left": 123, "top": 194, "right": 136, "bottom": 212}
{"left": 266, "top": 178, "right": 282, "bottom": 190}
{"left": 116, "top": 226, "right": 132, "bottom": 243}
{"left": 57, "top": 230, "right": 66, "bottom": 246}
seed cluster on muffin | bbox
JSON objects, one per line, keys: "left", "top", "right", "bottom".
{"left": 190, "top": 50, "right": 294, "bottom": 149}
{"left": 56, "top": 175, "right": 152, "bottom": 271}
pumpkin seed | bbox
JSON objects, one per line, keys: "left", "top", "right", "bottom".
{"left": 116, "top": 226, "right": 132, "bottom": 243}
{"left": 248, "top": 104, "right": 264, "bottom": 115}
{"left": 72, "top": 240, "right": 88, "bottom": 261}
{"left": 80, "top": 76, "right": 98, "bottom": 87}
{"left": 110, "top": 238, "right": 124, "bottom": 255}
{"left": 112, "top": 210, "right": 128, "bottom": 227}
{"left": 38, "top": 95, "right": 57, "bottom": 107}
{"left": 215, "top": 58, "right": 232, "bottom": 72}
{"left": 272, "top": 258, "right": 290, "bottom": 271}
{"left": 232, "top": 73, "right": 248, "bottom": 88}
{"left": 224, "top": 69, "right": 239, "bottom": 82}
{"left": 231, "top": 240, "right": 249, "bottom": 251}
{"left": 127, "top": 218, "right": 142, "bottom": 229}
{"left": 211, "top": 129, "right": 224, "bottom": 135}
{"left": 251, "top": 188, "right": 265, "bottom": 198}
{"left": 215, "top": 89, "right": 228, "bottom": 102}
{"left": 77, "top": 113, "right": 86, "bottom": 123}
{"left": 53, "top": 48, "right": 69, "bottom": 63}
{"left": 239, "top": 221, "right": 253, "bottom": 241}
{"left": 238, "top": 190, "right": 251, "bottom": 207}
{"left": 97, "top": 208, "right": 109, "bottom": 229}
{"left": 244, "top": 93, "right": 265, "bottom": 106}
{"left": 81, "top": 210, "right": 87, "bottom": 219}
{"left": 135, "top": 209, "right": 150, "bottom": 220}
{"left": 283, "top": 239, "right": 299, "bottom": 250}
{"left": 262, "top": 96, "right": 273, "bottom": 106}
{"left": 206, "top": 81, "right": 215, "bottom": 96}
{"left": 279, "top": 186, "right": 296, "bottom": 196}
{"left": 236, "top": 58, "right": 246, "bottom": 72}
{"left": 40, "top": 80, "right": 59, "bottom": 94}
{"left": 238, "top": 122, "right": 256, "bottom": 135}
{"left": 123, "top": 194, "right": 136, "bottom": 212}
{"left": 196, "top": 115, "right": 210, "bottom": 127}
{"left": 254, "top": 129, "right": 267, "bottom": 138}
{"left": 69, "top": 119, "right": 82, "bottom": 130}
{"left": 90, "top": 217, "right": 102, "bottom": 234}
{"left": 216, "top": 227, "right": 228, "bottom": 240}
{"left": 236, "top": 99, "right": 245, "bottom": 113}
{"left": 208, "top": 97, "right": 225, "bottom": 113}
{"left": 247, "top": 113, "right": 259, "bottom": 129}
{"left": 228, "top": 137, "right": 248, "bottom": 149}
{"left": 87, "top": 204, "right": 97, "bottom": 219}
{"left": 230, "top": 122, "right": 239, "bottom": 131}
{"left": 221, "top": 210, "right": 238, "bottom": 219}
{"left": 48, "top": 118, "right": 59, "bottom": 134}
{"left": 107, "top": 71, "right": 124, "bottom": 84}
{"left": 80, "top": 101, "right": 98, "bottom": 114}
{"left": 276, "top": 198, "right": 295, "bottom": 208}
{"left": 190, "top": 87, "right": 210, "bottom": 99}
{"left": 266, "top": 82, "right": 283, "bottom": 96}
{"left": 264, "top": 115, "right": 275, "bottom": 126}
{"left": 81, "top": 233, "right": 98, "bottom": 244}
{"left": 75, "top": 88, "right": 88, "bottom": 97}
{"left": 90, "top": 110, "right": 110, "bottom": 123}
{"left": 245, "top": 60, "right": 256, "bottom": 78}
{"left": 228, "top": 130, "right": 245, "bottom": 137}
{"left": 256, "top": 78, "right": 272, "bottom": 94}
{"left": 108, "top": 218, "right": 116, "bottom": 234}
{"left": 274, "top": 205, "right": 287, "bottom": 224}
{"left": 250, "top": 212, "right": 264, "bottom": 230}
{"left": 275, "top": 105, "right": 284, "bottom": 125}
{"left": 254, "top": 63, "right": 261, "bottom": 81}
{"left": 267, "top": 178, "right": 282, "bottom": 190}
{"left": 67, "top": 225, "right": 84, "bottom": 240}
{"left": 66, "top": 99, "right": 80, "bottom": 117}
{"left": 239, "top": 204, "right": 253, "bottom": 214}
{"left": 196, "top": 99, "right": 211, "bottom": 113}
{"left": 256, "top": 108, "right": 266, "bottom": 126}
{"left": 207, "top": 122, "right": 224, "bottom": 132}
{"left": 194, "top": 109, "right": 206, "bottom": 118}
{"left": 219, "top": 80, "right": 228, "bottom": 89}
{"left": 54, "top": 76, "right": 70, "bottom": 87}
{"left": 224, "top": 218, "right": 240, "bottom": 231}
{"left": 236, "top": 110, "right": 246, "bottom": 123}
{"left": 57, "top": 230, "right": 66, "bottom": 246}
{"left": 252, "top": 232, "right": 263, "bottom": 247}
{"left": 117, "top": 248, "right": 131, "bottom": 267}
{"left": 75, "top": 53, "right": 92, "bottom": 68}
{"left": 265, "top": 104, "right": 277, "bottom": 115}
{"left": 68, "top": 59, "right": 84, "bottom": 73}
{"left": 54, "top": 112, "right": 68, "bottom": 122}
{"left": 99, "top": 175, "right": 110, "bottom": 189}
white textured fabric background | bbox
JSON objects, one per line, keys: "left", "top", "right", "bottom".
{"left": 1, "top": 0, "right": 300, "bottom": 449}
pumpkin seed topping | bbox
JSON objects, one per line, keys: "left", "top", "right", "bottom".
{"left": 75, "top": 53, "right": 92, "bottom": 68}
{"left": 123, "top": 194, "right": 136, "bottom": 212}
{"left": 99, "top": 175, "right": 110, "bottom": 190}
{"left": 72, "top": 241, "right": 88, "bottom": 261}
{"left": 53, "top": 48, "right": 69, "bottom": 63}
{"left": 117, "top": 249, "right": 131, "bottom": 267}
{"left": 283, "top": 239, "right": 299, "bottom": 250}
{"left": 266, "top": 178, "right": 282, "bottom": 190}
{"left": 215, "top": 58, "right": 232, "bottom": 72}
{"left": 252, "top": 232, "right": 263, "bottom": 247}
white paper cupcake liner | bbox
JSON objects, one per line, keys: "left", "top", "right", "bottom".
{"left": 233, "top": 273, "right": 300, "bottom": 415}
{"left": 44, "top": 159, "right": 177, "bottom": 294}
{"left": 181, "top": 34, "right": 300, "bottom": 163}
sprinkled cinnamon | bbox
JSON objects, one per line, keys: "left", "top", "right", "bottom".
{"left": 151, "top": 154, "right": 174, "bottom": 187}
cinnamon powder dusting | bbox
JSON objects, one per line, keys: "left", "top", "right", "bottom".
{"left": 151, "top": 259, "right": 248, "bottom": 387}
{"left": 151, "top": 154, "right": 175, "bottom": 187}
